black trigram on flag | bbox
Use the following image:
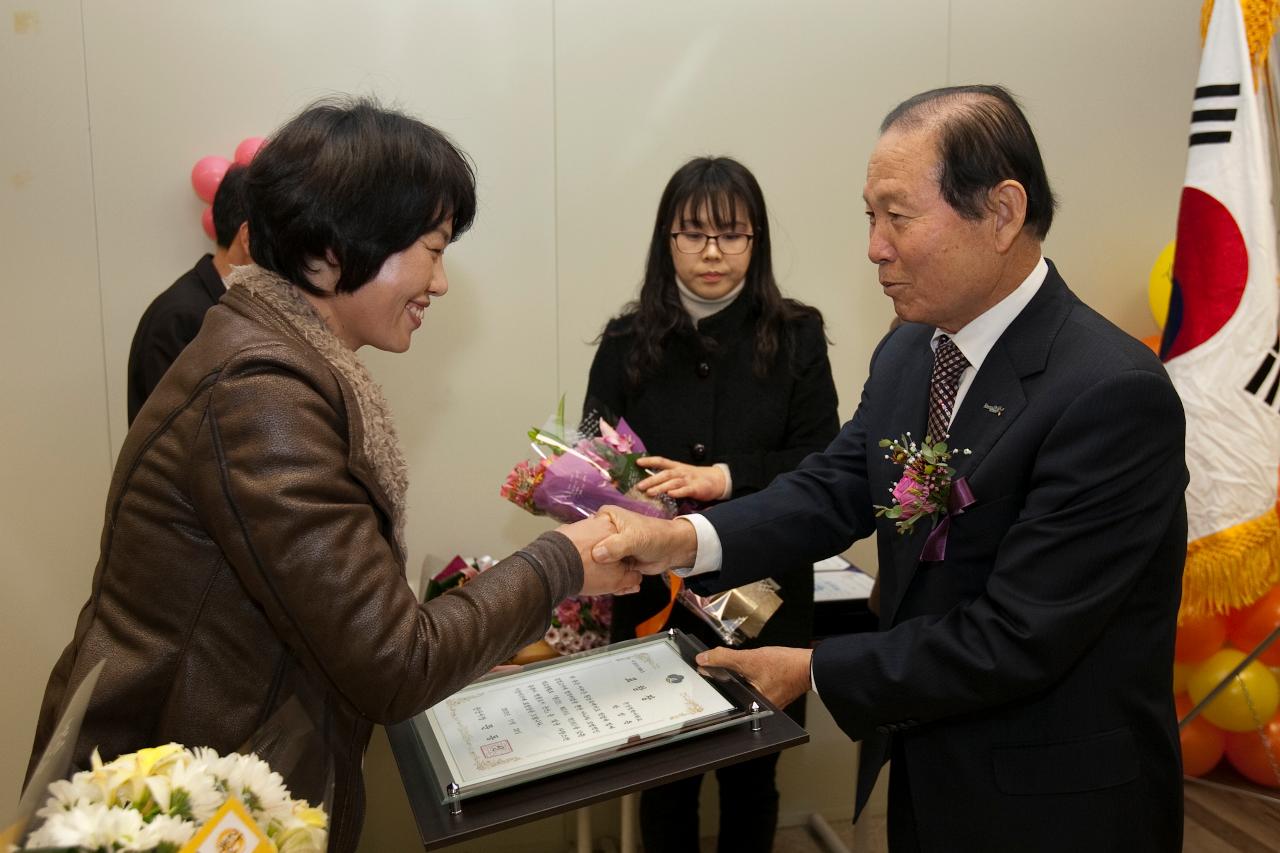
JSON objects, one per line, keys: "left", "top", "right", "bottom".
{"left": 1190, "top": 83, "right": 1240, "bottom": 146}
{"left": 1245, "top": 335, "right": 1280, "bottom": 413}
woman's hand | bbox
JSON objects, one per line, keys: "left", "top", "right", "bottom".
{"left": 556, "top": 513, "right": 643, "bottom": 596}
{"left": 636, "top": 456, "right": 727, "bottom": 501}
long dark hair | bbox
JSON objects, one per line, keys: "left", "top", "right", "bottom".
{"left": 609, "top": 156, "right": 823, "bottom": 385}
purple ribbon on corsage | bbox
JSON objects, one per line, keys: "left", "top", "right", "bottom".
{"left": 919, "top": 476, "right": 975, "bottom": 562}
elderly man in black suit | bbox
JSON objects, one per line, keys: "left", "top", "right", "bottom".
{"left": 592, "top": 85, "right": 1187, "bottom": 852}
{"left": 126, "top": 165, "right": 251, "bottom": 423}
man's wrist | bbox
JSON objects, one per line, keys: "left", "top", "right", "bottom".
{"left": 672, "top": 517, "right": 699, "bottom": 567}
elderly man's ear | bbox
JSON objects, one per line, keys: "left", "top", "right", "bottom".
{"left": 988, "top": 180, "right": 1029, "bottom": 252}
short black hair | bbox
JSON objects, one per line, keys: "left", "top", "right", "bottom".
{"left": 881, "top": 84, "right": 1057, "bottom": 239}
{"left": 245, "top": 96, "right": 477, "bottom": 295}
{"left": 211, "top": 165, "right": 248, "bottom": 249}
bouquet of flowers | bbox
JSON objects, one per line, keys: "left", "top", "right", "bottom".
{"left": 16, "top": 743, "right": 327, "bottom": 853}
{"left": 500, "top": 400, "right": 677, "bottom": 524}
{"left": 499, "top": 400, "right": 783, "bottom": 647}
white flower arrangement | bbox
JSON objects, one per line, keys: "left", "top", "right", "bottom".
{"left": 19, "top": 743, "right": 327, "bottom": 853}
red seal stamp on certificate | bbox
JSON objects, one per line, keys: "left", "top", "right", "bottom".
{"left": 482, "top": 740, "right": 512, "bottom": 759}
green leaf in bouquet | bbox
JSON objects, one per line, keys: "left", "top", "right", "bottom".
{"left": 613, "top": 452, "right": 647, "bottom": 494}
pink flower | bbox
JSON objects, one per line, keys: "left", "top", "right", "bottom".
{"left": 500, "top": 459, "right": 547, "bottom": 510}
{"left": 892, "top": 471, "right": 938, "bottom": 520}
{"left": 598, "top": 419, "right": 634, "bottom": 454}
{"left": 556, "top": 598, "right": 583, "bottom": 631}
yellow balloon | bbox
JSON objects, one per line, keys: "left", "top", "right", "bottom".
{"left": 1188, "top": 649, "right": 1280, "bottom": 732}
{"left": 1173, "top": 660, "right": 1193, "bottom": 694}
{"left": 1149, "top": 240, "right": 1175, "bottom": 329}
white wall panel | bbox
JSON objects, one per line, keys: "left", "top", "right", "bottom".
{"left": 554, "top": 0, "right": 951, "bottom": 429}
{"left": 79, "top": 0, "right": 559, "bottom": 579}
{"left": 0, "top": 1, "right": 112, "bottom": 808}
{"left": 950, "top": 0, "right": 1202, "bottom": 336}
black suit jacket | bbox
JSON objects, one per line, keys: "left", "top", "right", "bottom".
{"left": 701, "top": 263, "right": 1187, "bottom": 851}
{"left": 585, "top": 295, "right": 839, "bottom": 649}
{"left": 126, "top": 254, "right": 224, "bottom": 424}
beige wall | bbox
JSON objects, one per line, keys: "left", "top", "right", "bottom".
{"left": 1, "top": 0, "right": 1199, "bottom": 848}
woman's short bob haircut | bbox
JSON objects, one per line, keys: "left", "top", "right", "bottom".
{"left": 245, "top": 96, "right": 477, "bottom": 296}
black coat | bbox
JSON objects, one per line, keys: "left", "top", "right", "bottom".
{"left": 700, "top": 263, "right": 1187, "bottom": 851}
{"left": 126, "top": 254, "right": 224, "bottom": 424}
{"left": 585, "top": 294, "right": 839, "bottom": 649}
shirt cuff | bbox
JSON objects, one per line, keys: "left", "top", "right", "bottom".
{"left": 714, "top": 462, "right": 733, "bottom": 500}
{"left": 672, "top": 513, "right": 723, "bottom": 577}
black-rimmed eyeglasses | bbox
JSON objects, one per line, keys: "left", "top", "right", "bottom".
{"left": 670, "top": 231, "right": 755, "bottom": 255}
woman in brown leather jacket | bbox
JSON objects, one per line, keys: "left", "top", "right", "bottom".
{"left": 27, "top": 98, "right": 638, "bottom": 853}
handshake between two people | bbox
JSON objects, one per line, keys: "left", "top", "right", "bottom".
{"left": 554, "top": 506, "right": 814, "bottom": 711}
{"left": 554, "top": 505, "right": 697, "bottom": 596}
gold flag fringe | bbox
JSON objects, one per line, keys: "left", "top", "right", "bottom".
{"left": 1179, "top": 509, "right": 1280, "bottom": 622}
{"left": 1201, "top": 0, "right": 1280, "bottom": 82}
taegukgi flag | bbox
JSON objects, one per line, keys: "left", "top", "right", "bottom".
{"left": 1163, "top": 0, "right": 1280, "bottom": 618}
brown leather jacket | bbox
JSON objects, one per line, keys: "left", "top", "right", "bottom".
{"left": 28, "top": 283, "right": 582, "bottom": 852}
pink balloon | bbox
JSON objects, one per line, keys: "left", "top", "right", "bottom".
{"left": 201, "top": 206, "right": 215, "bottom": 241}
{"left": 234, "top": 136, "right": 266, "bottom": 165}
{"left": 191, "top": 155, "right": 231, "bottom": 204}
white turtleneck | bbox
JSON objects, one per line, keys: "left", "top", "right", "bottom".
{"left": 674, "top": 276, "right": 740, "bottom": 498}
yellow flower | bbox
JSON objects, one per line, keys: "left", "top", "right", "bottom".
{"left": 294, "top": 805, "right": 328, "bottom": 829}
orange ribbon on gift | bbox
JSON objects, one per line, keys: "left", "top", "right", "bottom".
{"left": 635, "top": 572, "right": 682, "bottom": 636}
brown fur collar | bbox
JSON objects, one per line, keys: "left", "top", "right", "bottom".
{"left": 228, "top": 265, "right": 409, "bottom": 556}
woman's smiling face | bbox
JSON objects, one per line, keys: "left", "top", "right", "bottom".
{"left": 311, "top": 223, "right": 453, "bottom": 352}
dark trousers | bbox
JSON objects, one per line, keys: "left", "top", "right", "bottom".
{"left": 638, "top": 751, "right": 782, "bottom": 853}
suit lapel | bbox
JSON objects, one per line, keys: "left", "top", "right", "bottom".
{"left": 876, "top": 329, "right": 934, "bottom": 625}
{"left": 947, "top": 346, "right": 1026, "bottom": 480}
{"left": 947, "top": 264, "right": 1073, "bottom": 482}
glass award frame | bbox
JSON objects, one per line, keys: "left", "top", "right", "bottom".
{"left": 408, "top": 628, "right": 772, "bottom": 808}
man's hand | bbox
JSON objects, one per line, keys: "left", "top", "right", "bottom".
{"left": 590, "top": 506, "right": 699, "bottom": 575}
{"left": 556, "top": 514, "right": 643, "bottom": 596}
{"left": 696, "top": 646, "right": 813, "bottom": 710}
{"left": 636, "top": 456, "right": 727, "bottom": 502}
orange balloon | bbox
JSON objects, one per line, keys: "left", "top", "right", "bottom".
{"left": 1141, "top": 333, "right": 1162, "bottom": 354}
{"left": 1227, "top": 585, "right": 1280, "bottom": 667}
{"left": 1224, "top": 711, "right": 1280, "bottom": 787}
{"left": 1176, "top": 694, "right": 1226, "bottom": 777}
{"left": 1176, "top": 614, "right": 1227, "bottom": 663}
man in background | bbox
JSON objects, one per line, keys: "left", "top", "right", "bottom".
{"left": 126, "top": 165, "right": 250, "bottom": 423}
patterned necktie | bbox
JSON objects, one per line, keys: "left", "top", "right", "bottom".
{"left": 927, "top": 335, "right": 970, "bottom": 442}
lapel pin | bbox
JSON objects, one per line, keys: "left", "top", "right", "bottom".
{"left": 983, "top": 403, "right": 1005, "bottom": 416}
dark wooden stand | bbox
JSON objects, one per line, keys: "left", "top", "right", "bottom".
{"left": 386, "top": 707, "right": 808, "bottom": 850}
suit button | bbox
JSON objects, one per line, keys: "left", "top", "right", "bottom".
{"left": 696, "top": 361, "right": 711, "bottom": 378}
{"left": 691, "top": 443, "right": 707, "bottom": 462}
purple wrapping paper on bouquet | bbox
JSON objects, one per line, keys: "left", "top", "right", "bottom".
{"left": 532, "top": 450, "right": 674, "bottom": 522}
{"left": 502, "top": 412, "right": 678, "bottom": 524}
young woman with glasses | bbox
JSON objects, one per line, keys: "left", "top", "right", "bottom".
{"left": 584, "top": 155, "right": 840, "bottom": 852}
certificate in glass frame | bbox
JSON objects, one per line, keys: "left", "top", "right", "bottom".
{"left": 409, "top": 629, "right": 772, "bottom": 805}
